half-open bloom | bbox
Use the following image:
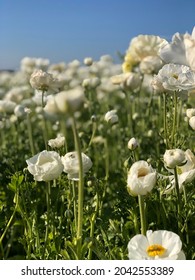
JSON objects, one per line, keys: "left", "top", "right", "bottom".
{"left": 61, "top": 151, "right": 92, "bottom": 181}
{"left": 26, "top": 150, "right": 64, "bottom": 181}
{"left": 127, "top": 160, "right": 156, "bottom": 196}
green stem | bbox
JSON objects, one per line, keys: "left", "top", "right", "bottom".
{"left": 104, "top": 139, "right": 109, "bottom": 180}
{"left": 125, "top": 90, "right": 133, "bottom": 136}
{"left": 173, "top": 167, "right": 182, "bottom": 235}
{"left": 88, "top": 193, "right": 99, "bottom": 259}
{"left": 138, "top": 195, "right": 146, "bottom": 235}
{"left": 42, "top": 181, "right": 51, "bottom": 259}
{"left": 41, "top": 90, "right": 48, "bottom": 150}
{"left": 0, "top": 192, "right": 19, "bottom": 258}
{"left": 171, "top": 92, "right": 178, "bottom": 148}
{"left": 27, "top": 112, "right": 35, "bottom": 155}
{"left": 163, "top": 93, "right": 169, "bottom": 149}
{"left": 72, "top": 181, "right": 78, "bottom": 231}
{"left": 183, "top": 186, "right": 189, "bottom": 244}
{"left": 71, "top": 114, "right": 84, "bottom": 259}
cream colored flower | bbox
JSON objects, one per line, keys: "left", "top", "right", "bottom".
{"left": 26, "top": 150, "right": 64, "bottom": 181}
{"left": 54, "top": 87, "right": 85, "bottom": 114}
{"left": 82, "top": 77, "right": 100, "bottom": 89}
{"left": 111, "top": 72, "right": 141, "bottom": 91}
{"left": 48, "top": 134, "right": 65, "bottom": 149}
{"left": 128, "top": 230, "right": 185, "bottom": 260}
{"left": 159, "top": 27, "right": 195, "bottom": 71}
{"left": 104, "top": 110, "right": 118, "bottom": 124}
{"left": 127, "top": 137, "right": 139, "bottom": 150}
{"left": 0, "top": 100, "right": 16, "bottom": 113}
{"left": 139, "top": 55, "right": 163, "bottom": 74}
{"left": 30, "top": 69, "right": 59, "bottom": 92}
{"left": 127, "top": 160, "right": 156, "bottom": 196}
{"left": 189, "top": 116, "right": 195, "bottom": 130}
{"left": 61, "top": 151, "right": 92, "bottom": 181}
{"left": 163, "top": 149, "right": 186, "bottom": 169}
{"left": 186, "top": 108, "right": 195, "bottom": 118}
{"left": 165, "top": 149, "right": 195, "bottom": 192}
{"left": 152, "top": 63, "right": 195, "bottom": 91}
{"left": 83, "top": 57, "right": 93, "bottom": 66}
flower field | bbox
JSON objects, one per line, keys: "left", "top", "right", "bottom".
{"left": 0, "top": 27, "right": 195, "bottom": 260}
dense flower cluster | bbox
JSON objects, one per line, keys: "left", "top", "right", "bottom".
{"left": 0, "top": 26, "right": 194, "bottom": 260}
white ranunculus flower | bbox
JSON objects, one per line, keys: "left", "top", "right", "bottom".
{"left": 54, "top": 87, "right": 85, "bottom": 114}
{"left": 159, "top": 27, "right": 195, "bottom": 71}
{"left": 48, "top": 134, "right": 65, "bottom": 149}
{"left": 163, "top": 149, "right": 186, "bottom": 169}
{"left": 104, "top": 110, "right": 118, "bottom": 124}
{"left": 127, "top": 160, "right": 156, "bottom": 196}
{"left": 127, "top": 35, "right": 167, "bottom": 62}
{"left": 0, "top": 100, "right": 17, "bottom": 113}
{"left": 165, "top": 149, "right": 195, "bottom": 192}
{"left": 82, "top": 77, "right": 101, "bottom": 89}
{"left": 128, "top": 230, "right": 185, "bottom": 260}
{"left": 139, "top": 55, "right": 163, "bottom": 74}
{"left": 26, "top": 150, "right": 64, "bottom": 181}
{"left": 122, "top": 35, "right": 166, "bottom": 73}
{"left": 30, "top": 69, "right": 60, "bottom": 92}
{"left": 186, "top": 108, "right": 195, "bottom": 118}
{"left": 189, "top": 116, "right": 195, "bottom": 130}
{"left": 61, "top": 151, "right": 92, "bottom": 181}
{"left": 152, "top": 63, "right": 195, "bottom": 92}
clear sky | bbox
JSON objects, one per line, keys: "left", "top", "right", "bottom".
{"left": 1, "top": 0, "right": 195, "bottom": 70}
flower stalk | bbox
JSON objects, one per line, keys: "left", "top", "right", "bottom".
{"left": 138, "top": 195, "right": 146, "bottom": 235}
{"left": 71, "top": 114, "right": 84, "bottom": 258}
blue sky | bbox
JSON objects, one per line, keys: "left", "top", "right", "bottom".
{"left": 1, "top": 0, "right": 195, "bottom": 70}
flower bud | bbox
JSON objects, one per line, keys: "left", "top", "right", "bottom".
{"left": 83, "top": 57, "right": 93, "bottom": 66}
{"left": 163, "top": 149, "right": 186, "bottom": 169}
{"left": 128, "top": 137, "right": 139, "bottom": 150}
{"left": 104, "top": 110, "right": 118, "bottom": 124}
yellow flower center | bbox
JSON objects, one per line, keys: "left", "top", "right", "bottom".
{"left": 172, "top": 73, "right": 178, "bottom": 79}
{"left": 137, "top": 167, "right": 148, "bottom": 177}
{"left": 146, "top": 244, "right": 166, "bottom": 257}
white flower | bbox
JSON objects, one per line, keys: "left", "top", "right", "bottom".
{"left": 111, "top": 72, "right": 141, "bottom": 91}
{"left": 128, "top": 230, "right": 185, "bottom": 260}
{"left": 83, "top": 57, "right": 93, "bottom": 66}
{"left": 127, "top": 137, "right": 139, "bottom": 150}
{"left": 127, "top": 161, "right": 156, "bottom": 196}
{"left": 82, "top": 77, "right": 100, "bottom": 89}
{"left": 140, "top": 55, "right": 163, "bottom": 74}
{"left": 189, "top": 116, "right": 195, "bottom": 130}
{"left": 26, "top": 150, "right": 64, "bottom": 181}
{"left": 0, "top": 100, "right": 16, "bottom": 113}
{"left": 165, "top": 149, "right": 195, "bottom": 192}
{"left": 30, "top": 69, "right": 59, "bottom": 92}
{"left": 104, "top": 110, "right": 118, "bottom": 124}
{"left": 163, "top": 149, "right": 186, "bottom": 169}
{"left": 127, "top": 35, "right": 166, "bottom": 62}
{"left": 54, "top": 87, "right": 85, "bottom": 114}
{"left": 61, "top": 151, "right": 92, "bottom": 181}
{"left": 48, "top": 134, "right": 65, "bottom": 149}
{"left": 186, "top": 108, "right": 195, "bottom": 118}
{"left": 159, "top": 27, "right": 195, "bottom": 71}
{"left": 123, "top": 35, "right": 166, "bottom": 73}
{"left": 14, "top": 105, "right": 28, "bottom": 118}
{"left": 152, "top": 63, "right": 195, "bottom": 92}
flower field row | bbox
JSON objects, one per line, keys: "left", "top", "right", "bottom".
{"left": 0, "top": 27, "right": 195, "bottom": 260}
